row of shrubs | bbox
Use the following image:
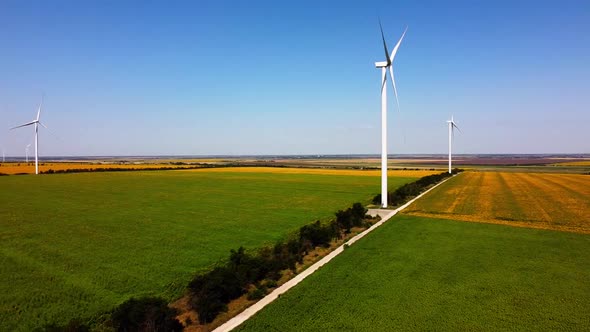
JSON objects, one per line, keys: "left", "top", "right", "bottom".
{"left": 372, "top": 169, "right": 463, "bottom": 206}
{"left": 188, "top": 202, "right": 370, "bottom": 324}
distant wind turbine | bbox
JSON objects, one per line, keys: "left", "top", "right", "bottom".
{"left": 375, "top": 21, "right": 407, "bottom": 208}
{"left": 26, "top": 144, "right": 31, "bottom": 163}
{"left": 447, "top": 115, "right": 461, "bottom": 174}
{"left": 10, "top": 98, "right": 48, "bottom": 174}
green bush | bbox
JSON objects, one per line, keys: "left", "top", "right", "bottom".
{"left": 247, "top": 286, "right": 267, "bottom": 301}
{"left": 299, "top": 220, "right": 334, "bottom": 248}
{"left": 111, "top": 297, "right": 182, "bottom": 332}
{"left": 188, "top": 265, "right": 241, "bottom": 323}
{"left": 335, "top": 209, "right": 353, "bottom": 233}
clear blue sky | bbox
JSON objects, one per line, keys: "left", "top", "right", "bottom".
{"left": 1, "top": 0, "right": 589, "bottom": 156}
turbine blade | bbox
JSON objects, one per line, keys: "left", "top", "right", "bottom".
{"left": 379, "top": 19, "right": 391, "bottom": 66}
{"left": 36, "top": 96, "right": 43, "bottom": 121}
{"left": 10, "top": 121, "right": 37, "bottom": 130}
{"left": 453, "top": 122, "right": 462, "bottom": 133}
{"left": 389, "top": 66, "right": 400, "bottom": 112}
{"left": 39, "top": 122, "right": 61, "bottom": 140}
{"left": 389, "top": 26, "right": 407, "bottom": 64}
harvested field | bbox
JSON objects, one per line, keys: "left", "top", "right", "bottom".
{"left": 550, "top": 160, "right": 590, "bottom": 167}
{"left": 0, "top": 162, "right": 443, "bottom": 176}
{"left": 0, "top": 162, "right": 200, "bottom": 174}
{"left": 404, "top": 171, "right": 590, "bottom": 233}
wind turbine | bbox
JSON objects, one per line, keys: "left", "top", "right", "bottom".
{"left": 11, "top": 99, "right": 48, "bottom": 174}
{"left": 375, "top": 22, "right": 407, "bottom": 208}
{"left": 26, "top": 144, "right": 31, "bottom": 163}
{"left": 447, "top": 115, "right": 461, "bottom": 174}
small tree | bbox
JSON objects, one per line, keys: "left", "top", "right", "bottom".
{"left": 350, "top": 203, "right": 367, "bottom": 227}
{"left": 336, "top": 209, "right": 353, "bottom": 233}
{"left": 111, "top": 297, "right": 182, "bottom": 332}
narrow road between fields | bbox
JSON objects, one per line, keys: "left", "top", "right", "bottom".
{"left": 214, "top": 174, "right": 457, "bottom": 332}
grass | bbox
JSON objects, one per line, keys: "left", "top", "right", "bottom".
{"left": 404, "top": 171, "right": 590, "bottom": 234}
{"left": 0, "top": 167, "right": 420, "bottom": 330}
{"left": 237, "top": 215, "right": 590, "bottom": 331}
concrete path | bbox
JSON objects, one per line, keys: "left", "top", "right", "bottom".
{"left": 213, "top": 175, "right": 454, "bottom": 332}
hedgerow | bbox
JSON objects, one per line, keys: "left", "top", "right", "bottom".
{"left": 372, "top": 169, "right": 463, "bottom": 206}
{"left": 187, "top": 202, "right": 370, "bottom": 323}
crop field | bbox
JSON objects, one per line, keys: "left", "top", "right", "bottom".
{"left": 238, "top": 215, "right": 590, "bottom": 331}
{"left": 0, "top": 162, "right": 445, "bottom": 175}
{"left": 0, "top": 162, "right": 201, "bottom": 174}
{"left": 404, "top": 171, "right": 590, "bottom": 234}
{"left": 194, "top": 166, "right": 440, "bottom": 178}
{"left": 0, "top": 167, "right": 425, "bottom": 330}
{"left": 550, "top": 160, "right": 590, "bottom": 167}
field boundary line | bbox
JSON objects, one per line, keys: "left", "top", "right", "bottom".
{"left": 213, "top": 174, "right": 457, "bottom": 332}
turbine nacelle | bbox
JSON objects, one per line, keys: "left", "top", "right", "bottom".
{"left": 376, "top": 24, "right": 406, "bottom": 112}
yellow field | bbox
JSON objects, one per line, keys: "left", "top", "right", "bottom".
{"left": 0, "top": 162, "right": 195, "bottom": 174}
{"left": 189, "top": 166, "right": 441, "bottom": 177}
{"left": 0, "top": 163, "right": 441, "bottom": 178}
{"left": 550, "top": 160, "right": 590, "bottom": 166}
{"left": 129, "top": 158, "right": 228, "bottom": 163}
{"left": 274, "top": 158, "right": 446, "bottom": 165}
{"left": 404, "top": 171, "right": 590, "bottom": 234}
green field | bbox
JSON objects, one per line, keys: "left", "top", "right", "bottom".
{"left": 238, "top": 215, "right": 590, "bottom": 331}
{"left": 0, "top": 168, "right": 419, "bottom": 330}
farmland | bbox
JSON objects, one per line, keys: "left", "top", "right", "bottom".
{"left": 0, "top": 159, "right": 445, "bottom": 175}
{"left": 404, "top": 171, "right": 590, "bottom": 234}
{"left": 550, "top": 160, "right": 590, "bottom": 167}
{"left": 237, "top": 215, "right": 590, "bottom": 331}
{"left": 0, "top": 167, "right": 428, "bottom": 330}
{"left": 0, "top": 162, "right": 202, "bottom": 174}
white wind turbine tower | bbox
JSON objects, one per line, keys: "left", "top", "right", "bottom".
{"left": 375, "top": 22, "right": 407, "bottom": 208}
{"left": 11, "top": 99, "right": 48, "bottom": 174}
{"left": 26, "top": 144, "right": 31, "bottom": 163}
{"left": 447, "top": 115, "right": 461, "bottom": 173}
